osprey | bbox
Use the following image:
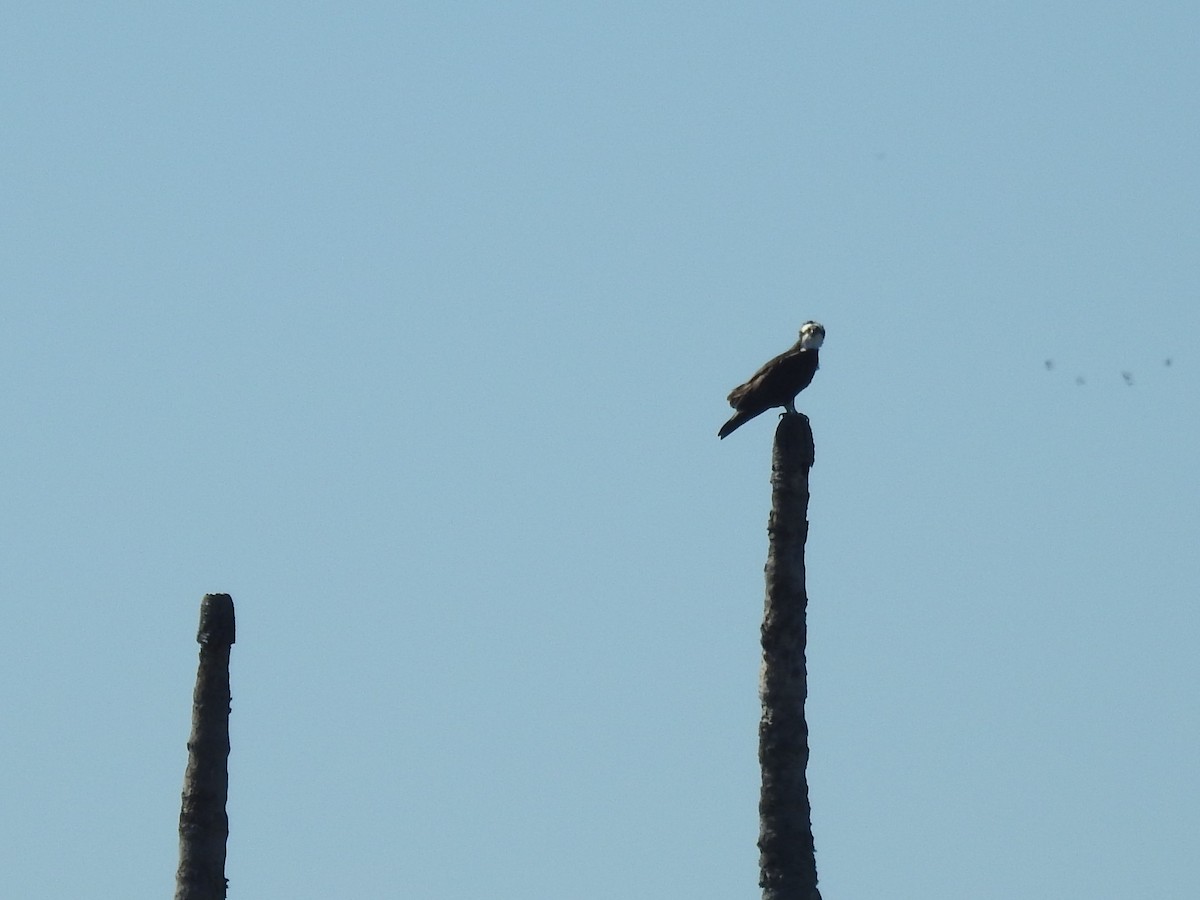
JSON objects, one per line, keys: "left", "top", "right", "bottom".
{"left": 718, "top": 321, "right": 825, "bottom": 439}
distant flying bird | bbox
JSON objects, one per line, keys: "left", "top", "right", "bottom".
{"left": 1122, "top": 371, "right": 1134, "bottom": 386}
{"left": 1045, "top": 359, "right": 1054, "bottom": 371}
{"left": 718, "top": 321, "right": 825, "bottom": 439}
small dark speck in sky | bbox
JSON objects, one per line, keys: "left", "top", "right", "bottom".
{"left": 1122, "top": 371, "right": 1134, "bottom": 386}
{"left": 1076, "top": 376, "right": 1086, "bottom": 386}
{"left": 1044, "top": 359, "right": 1054, "bottom": 370}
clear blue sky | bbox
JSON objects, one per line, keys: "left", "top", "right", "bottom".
{"left": 3, "top": 3, "right": 1197, "bottom": 897}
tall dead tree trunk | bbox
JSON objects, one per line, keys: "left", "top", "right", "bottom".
{"left": 758, "top": 414, "right": 821, "bottom": 900}
{"left": 175, "top": 593, "right": 236, "bottom": 900}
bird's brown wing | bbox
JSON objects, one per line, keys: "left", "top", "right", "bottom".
{"left": 727, "top": 348, "right": 799, "bottom": 409}
{"left": 724, "top": 352, "right": 792, "bottom": 408}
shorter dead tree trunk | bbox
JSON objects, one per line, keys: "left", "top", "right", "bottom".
{"left": 758, "top": 414, "right": 821, "bottom": 900}
{"left": 175, "top": 593, "right": 236, "bottom": 900}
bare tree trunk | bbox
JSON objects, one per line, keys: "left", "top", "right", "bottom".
{"left": 175, "top": 593, "right": 236, "bottom": 900}
{"left": 758, "top": 414, "right": 822, "bottom": 900}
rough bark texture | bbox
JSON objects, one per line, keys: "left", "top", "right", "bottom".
{"left": 175, "top": 593, "right": 236, "bottom": 900}
{"left": 759, "top": 414, "right": 822, "bottom": 900}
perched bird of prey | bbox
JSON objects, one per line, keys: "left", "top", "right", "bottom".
{"left": 718, "top": 321, "right": 825, "bottom": 439}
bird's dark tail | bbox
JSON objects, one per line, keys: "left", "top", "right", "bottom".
{"left": 718, "top": 410, "right": 760, "bottom": 439}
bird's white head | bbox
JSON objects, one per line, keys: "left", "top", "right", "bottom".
{"left": 798, "top": 320, "right": 825, "bottom": 350}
